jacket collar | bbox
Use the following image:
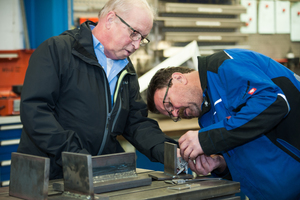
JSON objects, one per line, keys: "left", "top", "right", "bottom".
{"left": 197, "top": 56, "right": 211, "bottom": 118}
{"left": 75, "top": 21, "right": 98, "bottom": 61}
{"left": 61, "top": 21, "right": 98, "bottom": 62}
{"left": 198, "top": 56, "right": 208, "bottom": 92}
{"left": 196, "top": 51, "right": 231, "bottom": 118}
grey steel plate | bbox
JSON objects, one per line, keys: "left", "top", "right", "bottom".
{"left": 9, "top": 152, "right": 50, "bottom": 200}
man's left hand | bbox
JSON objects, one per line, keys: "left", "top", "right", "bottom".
{"left": 188, "top": 154, "right": 226, "bottom": 175}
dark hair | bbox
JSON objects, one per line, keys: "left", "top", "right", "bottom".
{"left": 147, "top": 66, "right": 195, "bottom": 113}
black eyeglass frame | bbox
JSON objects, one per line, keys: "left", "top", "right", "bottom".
{"left": 163, "top": 78, "right": 181, "bottom": 122}
{"left": 115, "top": 13, "right": 150, "bottom": 45}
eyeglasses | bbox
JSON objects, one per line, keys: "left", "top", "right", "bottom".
{"left": 115, "top": 14, "right": 150, "bottom": 46}
{"left": 163, "top": 78, "right": 181, "bottom": 122}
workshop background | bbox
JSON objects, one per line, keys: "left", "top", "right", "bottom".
{"left": 0, "top": 0, "right": 300, "bottom": 191}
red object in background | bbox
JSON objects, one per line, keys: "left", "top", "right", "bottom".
{"left": 0, "top": 49, "right": 34, "bottom": 116}
{"left": 79, "top": 17, "right": 98, "bottom": 25}
{"left": 275, "top": 58, "right": 288, "bottom": 64}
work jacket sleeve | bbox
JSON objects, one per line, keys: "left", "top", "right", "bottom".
{"left": 121, "top": 74, "right": 177, "bottom": 164}
{"left": 199, "top": 56, "right": 290, "bottom": 155}
{"left": 20, "top": 38, "right": 89, "bottom": 166}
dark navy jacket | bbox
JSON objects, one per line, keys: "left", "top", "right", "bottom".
{"left": 18, "top": 21, "right": 175, "bottom": 179}
{"left": 198, "top": 49, "right": 300, "bottom": 200}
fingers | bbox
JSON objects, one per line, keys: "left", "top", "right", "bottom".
{"left": 176, "top": 148, "right": 181, "bottom": 158}
{"left": 188, "top": 154, "right": 223, "bottom": 176}
{"left": 178, "top": 133, "right": 185, "bottom": 147}
{"left": 189, "top": 150, "right": 201, "bottom": 161}
{"left": 195, "top": 155, "right": 211, "bottom": 175}
{"left": 179, "top": 137, "right": 190, "bottom": 161}
{"left": 179, "top": 133, "right": 192, "bottom": 161}
{"left": 182, "top": 147, "right": 193, "bottom": 161}
{"left": 180, "top": 143, "right": 203, "bottom": 161}
{"left": 188, "top": 156, "right": 206, "bottom": 175}
{"left": 178, "top": 130, "right": 203, "bottom": 161}
{"left": 188, "top": 159, "right": 197, "bottom": 172}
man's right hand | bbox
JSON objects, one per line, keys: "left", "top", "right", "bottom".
{"left": 178, "top": 130, "right": 204, "bottom": 161}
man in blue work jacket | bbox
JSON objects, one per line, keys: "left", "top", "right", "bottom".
{"left": 147, "top": 49, "right": 300, "bottom": 200}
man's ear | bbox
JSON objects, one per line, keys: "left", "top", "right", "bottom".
{"left": 105, "top": 11, "right": 115, "bottom": 29}
{"left": 172, "top": 72, "right": 188, "bottom": 85}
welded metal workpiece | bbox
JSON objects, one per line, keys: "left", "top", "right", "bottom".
{"left": 56, "top": 152, "right": 152, "bottom": 197}
{"left": 91, "top": 152, "right": 151, "bottom": 193}
{"left": 9, "top": 152, "right": 50, "bottom": 200}
{"left": 148, "top": 142, "right": 193, "bottom": 180}
{"left": 92, "top": 152, "right": 137, "bottom": 182}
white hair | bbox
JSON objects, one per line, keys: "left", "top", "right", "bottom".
{"left": 99, "top": 0, "right": 154, "bottom": 20}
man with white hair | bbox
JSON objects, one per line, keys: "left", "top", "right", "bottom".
{"left": 18, "top": 0, "right": 176, "bottom": 180}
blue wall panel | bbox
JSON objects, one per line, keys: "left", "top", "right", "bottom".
{"left": 24, "top": 0, "right": 72, "bottom": 49}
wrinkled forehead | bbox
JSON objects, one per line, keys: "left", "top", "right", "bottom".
{"left": 125, "top": 7, "right": 153, "bottom": 31}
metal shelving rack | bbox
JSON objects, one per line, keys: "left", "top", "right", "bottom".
{"left": 153, "top": 1, "right": 248, "bottom": 56}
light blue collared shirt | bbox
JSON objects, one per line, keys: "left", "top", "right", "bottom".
{"left": 90, "top": 25, "right": 128, "bottom": 106}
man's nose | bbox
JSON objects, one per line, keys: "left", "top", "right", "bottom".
{"left": 132, "top": 40, "right": 140, "bottom": 49}
{"left": 171, "top": 108, "right": 179, "bottom": 117}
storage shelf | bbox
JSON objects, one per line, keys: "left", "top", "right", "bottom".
{"left": 158, "top": 2, "right": 247, "bottom": 15}
{"left": 156, "top": 17, "right": 246, "bottom": 28}
{"left": 156, "top": 1, "right": 248, "bottom": 49}
{"left": 165, "top": 32, "right": 248, "bottom": 42}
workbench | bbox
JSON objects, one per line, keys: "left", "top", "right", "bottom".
{"left": 0, "top": 168, "right": 240, "bottom": 200}
{"left": 0, "top": 126, "right": 241, "bottom": 200}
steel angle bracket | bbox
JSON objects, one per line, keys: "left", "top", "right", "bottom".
{"left": 62, "top": 152, "right": 95, "bottom": 199}
{"left": 9, "top": 152, "right": 50, "bottom": 200}
{"left": 148, "top": 142, "right": 193, "bottom": 180}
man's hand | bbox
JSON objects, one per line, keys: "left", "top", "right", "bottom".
{"left": 188, "top": 154, "right": 227, "bottom": 176}
{"left": 178, "top": 130, "right": 203, "bottom": 161}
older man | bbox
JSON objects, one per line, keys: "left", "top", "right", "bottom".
{"left": 18, "top": 0, "right": 176, "bottom": 180}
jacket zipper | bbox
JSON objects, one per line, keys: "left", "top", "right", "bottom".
{"left": 111, "top": 90, "right": 123, "bottom": 132}
{"left": 97, "top": 69, "right": 112, "bottom": 155}
{"left": 98, "top": 69, "right": 134, "bottom": 154}
{"left": 111, "top": 70, "right": 131, "bottom": 132}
